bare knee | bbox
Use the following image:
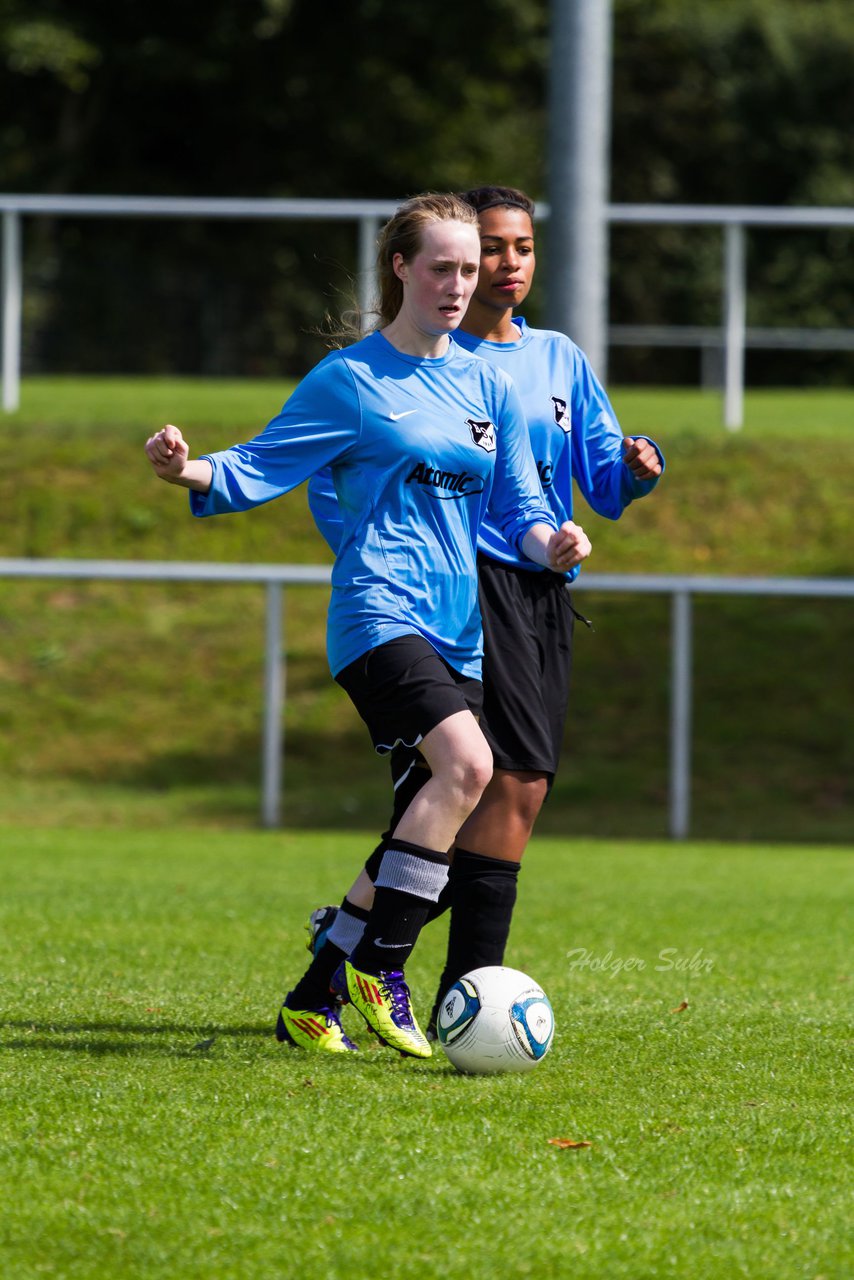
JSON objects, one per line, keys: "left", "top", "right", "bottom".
{"left": 499, "top": 772, "right": 549, "bottom": 831}
{"left": 459, "top": 770, "right": 549, "bottom": 857}
{"left": 464, "top": 739, "right": 494, "bottom": 805}
{"left": 419, "top": 711, "right": 494, "bottom": 819}
{"left": 438, "top": 741, "right": 492, "bottom": 811}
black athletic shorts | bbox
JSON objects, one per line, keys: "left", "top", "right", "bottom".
{"left": 335, "top": 633, "right": 483, "bottom": 756}
{"left": 476, "top": 555, "right": 575, "bottom": 776}
{"left": 379, "top": 558, "right": 577, "bottom": 835}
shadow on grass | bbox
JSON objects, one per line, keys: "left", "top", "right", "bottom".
{"left": 0, "top": 1018, "right": 271, "bottom": 1058}
{"left": 0, "top": 1019, "right": 457, "bottom": 1072}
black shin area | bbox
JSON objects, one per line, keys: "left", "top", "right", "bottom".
{"left": 287, "top": 899, "right": 369, "bottom": 1010}
{"left": 287, "top": 944, "right": 347, "bottom": 1011}
{"left": 431, "top": 847, "right": 520, "bottom": 1015}
{"left": 349, "top": 839, "right": 449, "bottom": 976}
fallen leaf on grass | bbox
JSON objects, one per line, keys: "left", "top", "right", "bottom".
{"left": 548, "top": 1138, "right": 593, "bottom": 1150}
{"left": 670, "top": 1000, "right": 689, "bottom": 1014}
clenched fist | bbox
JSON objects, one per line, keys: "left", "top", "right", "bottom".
{"left": 144, "top": 424, "right": 190, "bottom": 481}
{"left": 547, "top": 520, "right": 592, "bottom": 573}
{"left": 144, "top": 426, "right": 212, "bottom": 492}
{"left": 622, "top": 436, "right": 662, "bottom": 480}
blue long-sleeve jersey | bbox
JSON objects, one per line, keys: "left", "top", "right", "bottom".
{"left": 191, "top": 330, "right": 555, "bottom": 678}
{"left": 309, "top": 318, "right": 664, "bottom": 580}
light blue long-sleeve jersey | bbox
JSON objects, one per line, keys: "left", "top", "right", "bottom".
{"left": 309, "top": 318, "right": 664, "bottom": 580}
{"left": 190, "top": 330, "right": 555, "bottom": 678}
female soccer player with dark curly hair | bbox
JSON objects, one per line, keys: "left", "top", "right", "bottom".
{"left": 302, "top": 185, "right": 663, "bottom": 1038}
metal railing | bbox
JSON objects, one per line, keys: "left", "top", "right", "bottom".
{"left": 2, "top": 556, "right": 851, "bottom": 837}
{"left": 2, "top": 195, "right": 852, "bottom": 425}
{"left": 609, "top": 323, "right": 854, "bottom": 391}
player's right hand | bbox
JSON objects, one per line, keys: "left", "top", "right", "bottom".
{"left": 145, "top": 424, "right": 189, "bottom": 481}
{"left": 547, "top": 520, "right": 592, "bottom": 572}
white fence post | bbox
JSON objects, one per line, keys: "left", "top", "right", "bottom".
{"left": 2, "top": 210, "right": 22, "bottom": 413}
{"left": 723, "top": 222, "right": 746, "bottom": 431}
{"left": 357, "top": 215, "right": 380, "bottom": 331}
{"left": 669, "top": 590, "right": 693, "bottom": 839}
{"left": 262, "top": 582, "right": 284, "bottom": 828}
{"left": 547, "top": 0, "right": 613, "bottom": 377}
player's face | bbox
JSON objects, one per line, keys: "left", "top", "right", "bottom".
{"left": 471, "top": 207, "right": 536, "bottom": 314}
{"left": 394, "top": 220, "right": 481, "bottom": 335}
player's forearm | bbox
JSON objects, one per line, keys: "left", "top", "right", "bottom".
{"left": 161, "top": 459, "right": 214, "bottom": 492}
{"left": 521, "top": 523, "right": 558, "bottom": 568}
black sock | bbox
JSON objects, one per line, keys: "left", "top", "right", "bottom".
{"left": 350, "top": 839, "right": 450, "bottom": 976}
{"left": 430, "top": 847, "right": 520, "bottom": 1020}
{"left": 363, "top": 839, "right": 386, "bottom": 883}
{"left": 287, "top": 898, "right": 370, "bottom": 1010}
{"left": 426, "top": 876, "right": 453, "bottom": 923}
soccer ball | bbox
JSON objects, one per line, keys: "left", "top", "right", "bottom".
{"left": 436, "top": 965, "right": 555, "bottom": 1074}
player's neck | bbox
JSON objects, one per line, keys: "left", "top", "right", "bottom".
{"left": 460, "top": 300, "right": 519, "bottom": 344}
{"left": 381, "top": 317, "right": 451, "bottom": 359}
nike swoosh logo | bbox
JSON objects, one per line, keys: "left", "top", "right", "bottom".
{"left": 375, "top": 939, "right": 407, "bottom": 949}
{"left": 390, "top": 410, "right": 417, "bottom": 421}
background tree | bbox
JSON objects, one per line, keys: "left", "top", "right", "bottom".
{"left": 608, "top": 0, "right": 854, "bottom": 383}
{"left": 1, "top": 0, "right": 851, "bottom": 381}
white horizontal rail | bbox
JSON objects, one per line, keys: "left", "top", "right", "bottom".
{"left": 606, "top": 203, "right": 854, "bottom": 228}
{"left": 2, "top": 558, "right": 852, "bottom": 598}
{"left": 2, "top": 558, "right": 851, "bottom": 835}
{"left": 2, "top": 194, "right": 853, "bottom": 228}
{"left": 610, "top": 324, "right": 854, "bottom": 351}
{"left": 0, "top": 557, "right": 332, "bottom": 585}
{"left": 3, "top": 198, "right": 853, "bottom": 421}
{"left": 0, "top": 195, "right": 401, "bottom": 220}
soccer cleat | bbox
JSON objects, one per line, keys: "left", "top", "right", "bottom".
{"left": 332, "top": 960, "right": 432, "bottom": 1059}
{"left": 305, "top": 904, "right": 339, "bottom": 956}
{"left": 275, "top": 997, "right": 358, "bottom": 1053}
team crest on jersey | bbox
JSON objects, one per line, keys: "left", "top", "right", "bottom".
{"left": 551, "top": 396, "right": 571, "bottom": 433}
{"left": 467, "top": 418, "right": 496, "bottom": 453}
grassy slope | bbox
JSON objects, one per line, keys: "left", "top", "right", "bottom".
{"left": 1, "top": 379, "right": 852, "bottom": 839}
{"left": 0, "top": 830, "right": 850, "bottom": 1280}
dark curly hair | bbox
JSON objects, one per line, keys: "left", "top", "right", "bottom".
{"left": 458, "top": 185, "right": 536, "bottom": 221}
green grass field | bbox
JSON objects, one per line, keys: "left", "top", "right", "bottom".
{"left": 0, "top": 829, "right": 850, "bottom": 1279}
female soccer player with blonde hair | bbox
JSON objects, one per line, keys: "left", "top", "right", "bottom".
{"left": 145, "top": 192, "right": 592, "bottom": 1058}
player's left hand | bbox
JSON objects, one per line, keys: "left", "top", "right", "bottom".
{"left": 548, "top": 520, "right": 592, "bottom": 573}
{"left": 622, "top": 436, "right": 662, "bottom": 479}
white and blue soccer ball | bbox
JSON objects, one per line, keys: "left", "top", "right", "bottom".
{"left": 436, "top": 965, "right": 555, "bottom": 1075}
